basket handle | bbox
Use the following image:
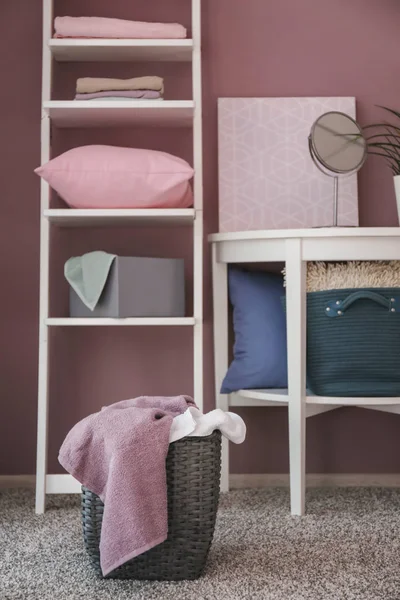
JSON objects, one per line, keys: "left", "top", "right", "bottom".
{"left": 325, "top": 290, "right": 398, "bottom": 317}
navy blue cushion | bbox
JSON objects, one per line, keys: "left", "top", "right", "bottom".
{"left": 221, "top": 268, "right": 288, "bottom": 394}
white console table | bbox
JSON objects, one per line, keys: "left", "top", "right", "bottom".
{"left": 209, "top": 227, "right": 400, "bottom": 516}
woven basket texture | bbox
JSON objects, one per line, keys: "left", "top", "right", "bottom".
{"left": 82, "top": 431, "right": 221, "bottom": 580}
{"left": 307, "top": 287, "right": 400, "bottom": 397}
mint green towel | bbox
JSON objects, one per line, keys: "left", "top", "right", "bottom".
{"left": 64, "top": 251, "right": 116, "bottom": 311}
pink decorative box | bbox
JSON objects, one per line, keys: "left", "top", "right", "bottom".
{"left": 218, "top": 97, "right": 359, "bottom": 232}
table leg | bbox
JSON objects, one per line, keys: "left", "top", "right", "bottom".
{"left": 212, "top": 244, "right": 229, "bottom": 492}
{"left": 285, "top": 239, "right": 306, "bottom": 516}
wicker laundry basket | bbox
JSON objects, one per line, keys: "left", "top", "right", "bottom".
{"left": 82, "top": 431, "right": 221, "bottom": 580}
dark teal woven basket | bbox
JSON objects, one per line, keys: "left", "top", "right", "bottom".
{"left": 307, "top": 287, "right": 400, "bottom": 397}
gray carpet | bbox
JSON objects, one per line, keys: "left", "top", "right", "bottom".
{"left": 2, "top": 488, "right": 400, "bottom": 600}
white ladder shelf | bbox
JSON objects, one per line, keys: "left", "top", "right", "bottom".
{"left": 36, "top": 0, "right": 203, "bottom": 513}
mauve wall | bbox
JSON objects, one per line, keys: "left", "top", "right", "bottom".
{"left": 2, "top": 0, "right": 400, "bottom": 476}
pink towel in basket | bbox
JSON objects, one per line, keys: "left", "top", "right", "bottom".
{"left": 58, "top": 395, "right": 195, "bottom": 576}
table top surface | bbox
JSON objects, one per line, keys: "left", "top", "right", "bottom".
{"left": 209, "top": 227, "right": 400, "bottom": 243}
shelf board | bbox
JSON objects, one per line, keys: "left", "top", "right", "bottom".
{"left": 49, "top": 39, "right": 194, "bottom": 62}
{"left": 306, "top": 396, "right": 400, "bottom": 406}
{"left": 46, "top": 317, "right": 195, "bottom": 326}
{"left": 230, "top": 389, "right": 289, "bottom": 407}
{"left": 43, "top": 100, "right": 194, "bottom": 128}
{"left": 209, "top": 227, "right": 400, "bottom": 244}
{"left": 229, "top": 389, "right": 400, "bottom": 407}
{"left": 44, "top": 208, "right": 195, "bottom": 227}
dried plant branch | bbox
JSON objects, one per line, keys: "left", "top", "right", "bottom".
{"left": 363, "top": 107, "right": 400, "bottom": 175}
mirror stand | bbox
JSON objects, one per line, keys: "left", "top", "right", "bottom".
{"left": 309, "top": 134, "right": 340, "bottom": 227}
{"left": 333, "top": 175, "right": 339, "bottom": 227}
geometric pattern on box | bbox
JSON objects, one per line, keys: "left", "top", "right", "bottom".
{"left": 218, "top": 97, "right": 359, "bottom": 232}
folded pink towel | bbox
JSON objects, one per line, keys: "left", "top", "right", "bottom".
{"left": 75, "top": 90, "right": 162, "bottom": 100}
{"left": 59, "top": 395, "right": 195, "bottom": 576}
{"left": 54, "top": 16, "right": 187, "bottom": 39}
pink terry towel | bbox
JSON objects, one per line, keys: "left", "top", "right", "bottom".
{"left": 54, "top": 16, "right": 187, "bottom": 39}
{"left": 58, "top": 395, "right": 195, "bottom": 576}
{"left": 75, "top": 90, "right": 162, "bottom": 100}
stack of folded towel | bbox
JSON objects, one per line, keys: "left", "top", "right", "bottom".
{"left": 75, "top": 76, "right": 164, "bottom": 101}
{"left": 54, "top": 16, "right": 187, "bottom": 39}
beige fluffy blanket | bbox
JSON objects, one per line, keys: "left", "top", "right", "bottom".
{"left": 284, "top": 261, "right": 400, "bottom": 292}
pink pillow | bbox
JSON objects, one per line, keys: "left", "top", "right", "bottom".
{"left": 35, "top": 145, "right": 194, "bottom": 209}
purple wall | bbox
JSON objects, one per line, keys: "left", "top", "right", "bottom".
{"left": 2, "top": 0, "right": 400, "bottom": 476}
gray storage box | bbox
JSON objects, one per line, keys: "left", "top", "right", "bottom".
{"left": 69, "top": 257, "right": 185, "bottom": 318}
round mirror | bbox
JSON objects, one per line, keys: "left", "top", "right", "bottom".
{"left": 309, "top": 111, "right": 367, "bottom": 174}
{"left": 309, "top": 111, "right": 367, "bottom": 226}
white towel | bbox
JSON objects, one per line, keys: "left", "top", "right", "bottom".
{"left": 169, "top": 407, "right": 246, "bottom": 444}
